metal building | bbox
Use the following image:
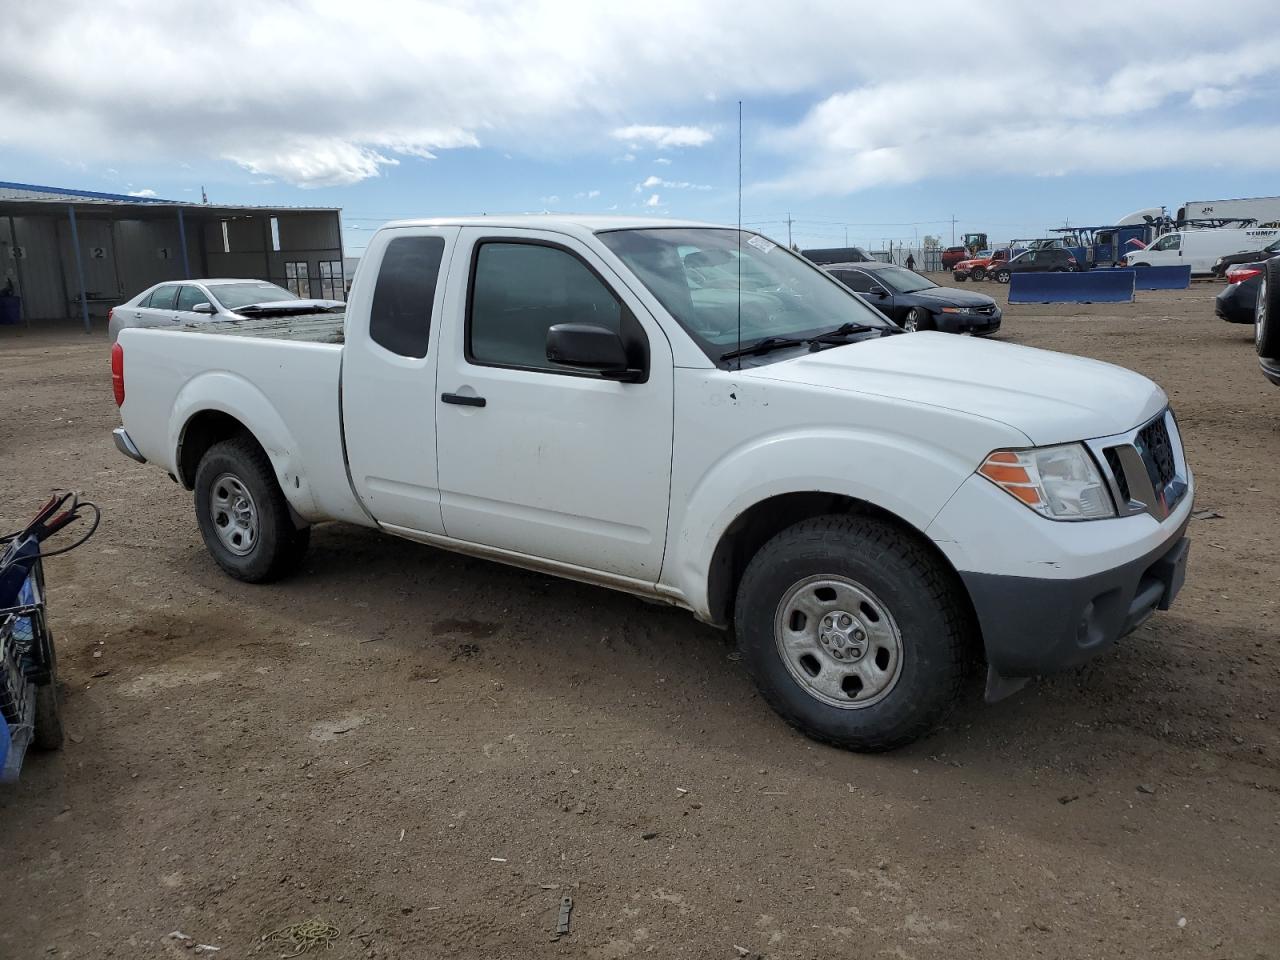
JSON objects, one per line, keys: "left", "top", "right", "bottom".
{"left": 0, "top": 182, "right": 344, "bottom": 332}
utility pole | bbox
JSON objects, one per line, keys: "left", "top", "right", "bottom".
{"left": 786, "top": 213, "right": 793, "bottom": 248}
{"left": 950, "top": 214, "right": 957, "bottom": 245}
{"left": 844, "top": 227, "right": 848, "bottom": 246}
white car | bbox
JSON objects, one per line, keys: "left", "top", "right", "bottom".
{"left": 1125, "top": 227, "right": 1280, "bottom": 276}
{"left": 109, "top": 216, "right": 1193, "bottom": 751}
{"left": 108, "top": 278, "right": 341, "bottom": 342}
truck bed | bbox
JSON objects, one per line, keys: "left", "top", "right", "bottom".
{"left": 179, "top": 313, "right": 345, "bottom": 344}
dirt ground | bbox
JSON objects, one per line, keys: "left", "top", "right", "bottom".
{"left": 1, "top": 281, "right": 1277, "bottom": 960}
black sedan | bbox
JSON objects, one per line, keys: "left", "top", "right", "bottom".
{"left": 1215, "top": 259, "right": 1272, "bottom": 323}
{"left": 1212, "top": 236, "right": 1280, "bottom": 279}
{"left": 824, "top": 261, "right": 1001, "bottom": 334}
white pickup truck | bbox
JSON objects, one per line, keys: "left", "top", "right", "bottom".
{"left": 111, "top": 216, "right": 1193, "bottom": 750}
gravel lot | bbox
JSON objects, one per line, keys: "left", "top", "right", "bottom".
{"left": 1, "top": 281, "right": 1277, "bottom": 959}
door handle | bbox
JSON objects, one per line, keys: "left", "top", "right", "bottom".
{"left": 441, "top": 392, "right": 486, "bottom": 407}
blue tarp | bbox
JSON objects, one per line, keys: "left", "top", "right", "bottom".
{"left": 1130, "top": 265, "right": 1192, "bottom": 290}
{"left": 1008, "top": 270, "right": 1136, "bottom": 304}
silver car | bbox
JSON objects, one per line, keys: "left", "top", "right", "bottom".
{"left": 108, "top": 278, "right": 342, "bottom": 342}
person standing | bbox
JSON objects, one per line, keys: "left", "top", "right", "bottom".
{"left": 905, "top": 253, "right": 916, "bottom": 271}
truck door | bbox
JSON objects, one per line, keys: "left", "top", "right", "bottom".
{"left": 433, "top": 227, "right": 674, "bottom": 581}
{"left": 340, "top": 226, "right": 460, "bottom": 534}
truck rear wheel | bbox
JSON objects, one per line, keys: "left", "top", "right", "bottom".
{"left": 734, "top": 515, "right": 969, "bottom": 751}
{"left": 194, "top": 435, "right": 310, "bottom": 583}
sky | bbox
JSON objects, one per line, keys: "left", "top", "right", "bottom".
{"left": 2, "top": 1, "right": 1278, "bottom": 254}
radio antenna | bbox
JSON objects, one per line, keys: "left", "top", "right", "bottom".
{"left": 736, "top": 99, "right": 743, "bottom": 371}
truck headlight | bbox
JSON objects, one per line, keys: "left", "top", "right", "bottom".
{"left": 978, "top": 444, "right": 1116, "bottom": 520}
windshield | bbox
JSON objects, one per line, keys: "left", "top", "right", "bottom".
{"left": 209, "top": 282, "right": 302, "bottom": 310}
{"left": 873, "top": 266, "right": 936, "bottom": 294}
{"left": 597, "top": 228, "right": 890, "bottom": 361}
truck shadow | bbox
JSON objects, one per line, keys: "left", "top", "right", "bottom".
{"left": 238, "top": 520, "right": 1276, "bottom": 782}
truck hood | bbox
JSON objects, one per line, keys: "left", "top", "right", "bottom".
{"left": 749, "top": 333, "right": 1167, "bottom": 446}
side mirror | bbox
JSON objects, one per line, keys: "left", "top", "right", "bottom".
{"left": 871, "top": 285, "right": 889, "bottom": 298}
{"left": 192, "top": 302, "right": 215, "bottom": 314}
{"left": 546, "top": 323, "right": 643, "bottom": 382}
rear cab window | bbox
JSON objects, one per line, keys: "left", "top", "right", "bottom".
{"left": 369, "top": 236, "right": 446, "bottom": 358}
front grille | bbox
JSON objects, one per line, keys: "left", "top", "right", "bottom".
{"left": 1103, "top": 447, "right": 1131, "bottom": 503}
{"left": 975, "top": 305, "right": 996, "bottom": 315}
{"left": 1137, "top": 417, "right": 1176, "bottom": 489}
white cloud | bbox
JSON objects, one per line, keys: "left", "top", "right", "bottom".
{"left": 639, "top": 175, "right": 710, "bottom": 191}
{"left": 644, "top": 193, "right": 661, "bottom": 207}
{"left": 540, "top": 194, "right": 560, "bottom": 205}
{"left": 654, "top": 157, "right": 671, "bottom": 165}
{"left": 0, "top": 3, "right": 1277, "bottom": 192}
{"left": 611, "top": 124, "right": 714, "bottom": 148}
{"left": 126, "top": 188, "right": 157, "bottom": 197}
{"left": 761, "top": 30, "right": 1280, "bottom": 195}
{"left": 574, "top": 189, "right": 601, "bottom": 199}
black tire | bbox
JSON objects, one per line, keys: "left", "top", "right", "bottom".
{"left": 1257, "top": 259, "right": 1280, "bottom": 358}
{"left": 995, "top": 269, "right": 1011, "bottom": 284}
{"left": 1132, "top": 262, "right": 1150, "bottom": 268}
{"left": 733, "top": 515, "right": 970, "bottom": 752}
{"left": 952, "top": 273, "right": 966, "bottom": 282}
{"left": 32, "top": 634, "right": 63, "bottom": 751}
{"left": 971, "top": 267, "right": 986, "bottom": 281}
{"left": 193, "top": 435, "right": 311, "bottom": 583}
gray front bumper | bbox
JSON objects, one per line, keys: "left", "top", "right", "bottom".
{"left": 965, "top": 518, "right": 1190, "bottom": 693}
{"left": 112, "top": 427, "right": 146, "bottom": 463}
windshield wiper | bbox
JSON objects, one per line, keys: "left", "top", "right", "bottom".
{"left": 719, "top": 336, "right": 806, "bottom": 363}
{"left": 805, "top": 322, "right": 902, "bottom": 346}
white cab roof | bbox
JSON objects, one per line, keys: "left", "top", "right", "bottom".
{"left": 379, "top": 214, "right": 730, "bottom": 237}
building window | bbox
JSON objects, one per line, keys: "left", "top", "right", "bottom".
{"left": 318, "top": 260, "right": 344, "bottom": 300}
{"left": 285, "top": 261, "right": 310, "bottom": 298}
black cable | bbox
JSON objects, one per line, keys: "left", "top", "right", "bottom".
{"left": 0, "top": 503, "right": 101, "bottom": 559}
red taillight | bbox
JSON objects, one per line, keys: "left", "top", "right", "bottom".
{"left": 1226, "top": 265, "right": 1263, "bottom": 284}
{"left": 111, "top": 342, "right": 125, "bottom": 406}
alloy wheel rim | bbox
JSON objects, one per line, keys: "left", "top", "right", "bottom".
{"left": 773, "top": 575, "right": 904, "bottom": 709}
{"left": 209, "top": 473, "right": 259, "bottom": 556}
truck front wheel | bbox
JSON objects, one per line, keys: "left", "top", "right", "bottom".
{"left": 193, "top": 435, "right": 310, "bottom": 583}
{"left": 734, "top": 515, "right": 969, "bottom": 751}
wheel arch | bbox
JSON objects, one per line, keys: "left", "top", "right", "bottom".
{"left": 169, "top": 371, "right": 321, "bottom": 519}
{"left": 702, "top": 491, "right": 977, "bottom": 642}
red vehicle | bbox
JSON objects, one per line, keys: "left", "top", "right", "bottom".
{"left": 940, "top": 245, "right": 970, "bottom": 270}
{"left": 952, "top": 248, "right": 1010, "bottom": 281}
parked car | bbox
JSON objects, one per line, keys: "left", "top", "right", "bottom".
{"left": 824, "top": 261, "right": 1001, "bottom": 334}
{"left": 952, "top": 248, "right": 1010, "bottom": 282}
{"left": 1211, "top": 236, "right": 1280, "bottom": 278}
{"left": 110, "top": 215, "right": 1192, "bottom": 752}
{"left": 940, "top": 246, "right": 970, "bottom": 270}
{"left": 1123, "top": 227, "right": 1280, "bottom": 276}
{"left": 1214, "top": 260, "right": 1271, "bottom": 324}
{"left": 801, "top": 245, "right": 874, "bottom": 265}
{"left": 1257, "top": 258, "right": 1280, "bottom": 386}
{"left": 108, "top": 279, "right": 342, "bottom": 342}
{"left": 990, "top": 248, "right": 1078, "bottom": 283}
